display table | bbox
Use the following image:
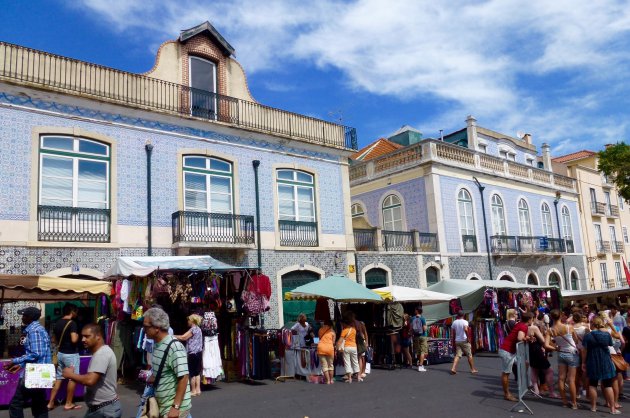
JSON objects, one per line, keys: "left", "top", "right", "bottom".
{"left": 0, "top": 356, "right": 91, "bottom": 406}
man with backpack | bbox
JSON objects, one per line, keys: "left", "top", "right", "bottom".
{"left": 412, "top": 307, "right": 428, "bottom": 372}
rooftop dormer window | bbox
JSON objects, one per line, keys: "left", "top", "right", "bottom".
{"left": 189, "top": 56, "right": 217, "bottom": 119}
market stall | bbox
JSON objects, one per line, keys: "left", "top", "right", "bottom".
{"left": 103, "top": 256, "right": 278, "bottom": 382}
{"left": 282, "top": 275, "right": 382, "bottom": 379}
{"left": 562, "top": 288, "right": 630, "bottom": 310}
{"left": 424, "top": 279, "right": 561, "bottom": 353}
{"left": 0, "top": 274, "right": 111, "bottom": 406}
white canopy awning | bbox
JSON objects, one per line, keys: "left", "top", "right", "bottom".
{"left": 373, "top": 285, "right": 455, "bottom": 305}
{"left": 104, "top": 256, "right": 249, "bottom": 279}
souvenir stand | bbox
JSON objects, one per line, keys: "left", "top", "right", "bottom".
{"left": 562, "top": 288, "right": 630, "bottom": 311}
{"left": 103, "top": 256, "right": 277, "bottom": 383}
{"left": 424, "top": 279, "right": 561, "bottom": 354}
{"left": 281, "top": 275, "right": 383, "bottom": 381}
{"left": 367, "top": 286, "right": 456, "bottom": 368}
{"left": 0, "top": 274, "right": 111, "bottom": 406}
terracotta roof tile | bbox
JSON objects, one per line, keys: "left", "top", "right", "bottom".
{"left": 351, "top": 138, "right": 403, "bottom": 161}
{"left": 552, "top": 150, "right": 596, "bottom": 163}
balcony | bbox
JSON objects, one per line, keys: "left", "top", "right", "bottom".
{"left": 38, "top": 205, "right": 110, "bottom": 243}
{"left": 171, "top": 211, "right": 254, "bottom": 246}
{"left": 353, "top": 229, "right": 438, "bottom": 252}
{"left": 353, "top": 228, "right": 378, "bottom": 251}
{"left": 0, "top": 42, "right": 357, "bottom": 151}
{"left": 612, "top": 241, "right": 624, "bottom": 253}
{"left": 596, "top": 240, "right": 611, "bottom": 254}
{"left": 491, "top": 235, "right": 519, "bottom": 254}
{"left": 279, "top": 220, "right": 318, "bottom": 247}
{"left": 462, "top": 235, "right": 478, "bottom": 252}
{"left": 591, "top": 202, "right": 606, "bottom": 216}
{"left": 349, "top": 139, "right": 577, "bottom": 193}
{"left": 608, "top": 204, "right": 619, "bottom": 217}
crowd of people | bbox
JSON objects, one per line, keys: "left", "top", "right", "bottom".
{"left": 499, "top": 302, "right": 630, "bottom": 414}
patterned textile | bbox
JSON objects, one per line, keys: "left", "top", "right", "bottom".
{"left": 12, "top": 321, "right": 52, "bottom": 371}
{"left": 187, "top": 325, "right": 203, "bottom": 354}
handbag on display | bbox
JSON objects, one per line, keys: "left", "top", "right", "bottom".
{"left": 140, "top": 340, "right": 175, "bottom": 418}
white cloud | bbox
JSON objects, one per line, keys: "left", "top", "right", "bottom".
{"left": 66, "top": 0, "right": 630, "bottom": 151}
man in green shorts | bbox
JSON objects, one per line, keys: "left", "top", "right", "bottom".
{"left": 412, "top": 307, "right": 428, "bottom": 372}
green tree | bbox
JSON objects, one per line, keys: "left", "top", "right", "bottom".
{"left": 598, "top": 142, "right": 630, "bottom": 200}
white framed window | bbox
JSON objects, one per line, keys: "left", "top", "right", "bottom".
{"left": 491, "top": 194, "right": 507, "bottom": 235}
{"left": 600, "top": 263, "right": 609, "bottom": 289}
{"left": 382, "top": 194, "right": 403, "bottom": 231}
{"left": 610, "top": 226, "right": 618, "bottom": 244}
{"left": 277, "top": 169, "right": 316, "bottom": 222}
{"left": 619, "top": 195, "right": 625, "bottom": 211}
{"left": 351, "top": 203, "right": 365, "bottom": 218}
{"left": 458, "top": 189, "right": 477, "bottom": 252}
{"left": 541, "top": 203, "right": 553, "bottom": 237}
{"left": 183, "top": 156, "right": 233, "bottom": 214}
{"left": 623, "top": 226, "right": 629, "bottom": 244}
{"left": 518, "top": 199, "right": 532, "bottom": 236}
{"left": 561, "top": 206, "right": 573, "bottom": 240}
{"left": 615, "top": 262, "right": 623, "bottom": 287}
{"left": 39, "top": 136, "right": 110, "bottom": 209}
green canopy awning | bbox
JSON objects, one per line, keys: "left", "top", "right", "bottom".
{"left": 284, "top": 275, "right": 383, "bottom": 302}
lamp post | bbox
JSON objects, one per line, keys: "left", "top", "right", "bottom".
{"left": 553, "top": 191, "right": 569, "bottom": 289}
{"left": 252, "top": 160, "right": 262, "bottom": 269}
{"left": 473, "top": 177, "right": 493, "bottom": 280}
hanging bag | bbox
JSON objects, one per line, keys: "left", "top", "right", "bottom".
{"left": 140, "top": 339, "right": 175, "bottom": 418}
{"left": 52, "top": 320, "right": 72, "bottom": 366}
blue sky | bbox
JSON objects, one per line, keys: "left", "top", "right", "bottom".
{"left": 3, "top": 0, "right": 630, "bottom": 155}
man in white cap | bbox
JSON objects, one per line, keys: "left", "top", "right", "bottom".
{"left": 3, "top": 306, "right": 51, "bottom": 418}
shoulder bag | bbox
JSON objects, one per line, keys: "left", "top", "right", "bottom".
{"left": 140, "top": 339, "right": 176, "bottom": 418}
{"left": 52, "top": 320, "right": 72, "bottom": 366}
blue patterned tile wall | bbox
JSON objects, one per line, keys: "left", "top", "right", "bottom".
{"left": 352, "top": 178, "right": 428, "bottom": 231}
{"left": 0, "top": 97, "right": 346, "bottom": 234}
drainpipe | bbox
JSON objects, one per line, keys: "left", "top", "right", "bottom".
{"left": 252, "top": 160, "right": 262, "bottom": 269}
{"left": 554, "top": 192, "right": 569, "bottom": 289}
{"left": 145, "top": 141, "right": 153, "bottom": 256}
{"left": 473, "top": 177, "right": 493, "bottom": 280}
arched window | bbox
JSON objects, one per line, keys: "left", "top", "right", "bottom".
{"left": 458, "top": 189, "right": 477, "bottom": 252}
{"left": 183, "top": 156, "right": 233, "bottom": 214}
{"left": 518, "top": 199, "right": 532, "bottom": 236}
{"left": 541, "top": 203, "right": 553, "bottom": 238}
{"left": 499, "top": 275, "right": 514, "bottom": 281}
{"left": 561, "top": 206, "right": 572, "bottom": 240}
{"left": 491, "top": 194, "right": 507, "bottom": 235}
{"left": 426, "top": 267, "right": 440, "bottom": 286}
{"left": 365, "top": 268, "right": 388, "bottom": 289}
{"left": 570, "top": 271, "right": 579, "bottom": 290}
{"left": 351, "top": 203, "right": 365, "bottom": 218}
{"left": 548, "top": 272, "right": 561, "bottom": 288}
{"left": 527, "top": 273, "right": 538, "bottom": 285}
{"left": 382, "top": 194, "right": 403, "bottom": 231}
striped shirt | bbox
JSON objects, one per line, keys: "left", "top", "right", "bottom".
{"left": 151, "top": 335, "right": 191, "bottom": 416}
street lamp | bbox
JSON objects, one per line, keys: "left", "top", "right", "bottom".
{"left": 473, "top": 177, "right": 493, "bottom": 280}
{"left": 553, "top": 191, "right": 569, "bottom": 289}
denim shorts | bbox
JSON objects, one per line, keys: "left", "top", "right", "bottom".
{"left": 558, "top": 351, "right": 580, "bottom": 368}
{"left": 498, "top": 348, "right": 517, "bottom": 374}
{"left": 56, "top": 352, "right": 80, "bottom": 379}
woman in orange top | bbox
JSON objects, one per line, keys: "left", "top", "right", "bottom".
{"left": 318, "top": 319, "right": 336, "bottom": 384}
{"left": 339, "top": 311, "right": 360, "bottom": 382}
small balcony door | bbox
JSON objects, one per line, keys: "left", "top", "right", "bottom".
{"left": 189, "top": 56, "right": 217, "bottom": 119}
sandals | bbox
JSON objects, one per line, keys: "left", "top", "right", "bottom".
{"left": 63, "top": 405, "right": 83, "bottom": 411}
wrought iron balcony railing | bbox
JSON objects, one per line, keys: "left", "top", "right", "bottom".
{"left": 353, "top": 228, "right": 378, "bottom": 251}
{"left": 612, "top": 241, "right": 624, "bottom": 253}
{"left": 0, "top": 41, "right": 358, "bottom": 150}
{"left": 418, "top": 232, "right": 439, "bottom": 252}
{"left": 279, "top": 220, "right": 318, "bottom": 247}
{"left": 565, "top": 239, "right": 575, "bottom": 253}
{"left": 172, "top": 211, "right": 254, "bottom": 245}
{"left": 462, "top": 235, "right": 478, "bottom": 252}
{"left": 491, "top": 235, "right": 519, "bottom": 254}
{"left": 383, "top": 230, "right": 415, "bottom": 252}
{"left": 608, "top": 204, "right": 619, "bottom": 217}
{"left": 546, "top": 238, "right": 565, "bottom": 253}
{"left": 591, "top": 202, "right": 607, "bottom": 216}
{"left": 38, "top": 205, "right": 110, "bottom": 243}
{"left": 596, "top": 240, "right": 611, "bottom": 254}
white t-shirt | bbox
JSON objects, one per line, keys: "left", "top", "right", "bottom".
{"left": 291, "top": 322, "right": 310, "bottom": 347}
{"left": 451, "top": 319, "right": 469, "bottom": 342}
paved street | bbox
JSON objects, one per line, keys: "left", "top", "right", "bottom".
{"left": 4, "top": 354, "right": 630, "bottom": 418}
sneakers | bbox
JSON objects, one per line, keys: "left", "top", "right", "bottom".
{"left": 418, "top": 365, "right": 426, "bottom": 372}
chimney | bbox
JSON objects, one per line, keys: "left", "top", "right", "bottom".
{"left": 466, "top": 115, "right": 478, "bottom": 150}
{"left": 541, "top": 143, "right": 552, "bottom": 172}
{"left": 523, "top": 133, "right": 532, "bottom": 145}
